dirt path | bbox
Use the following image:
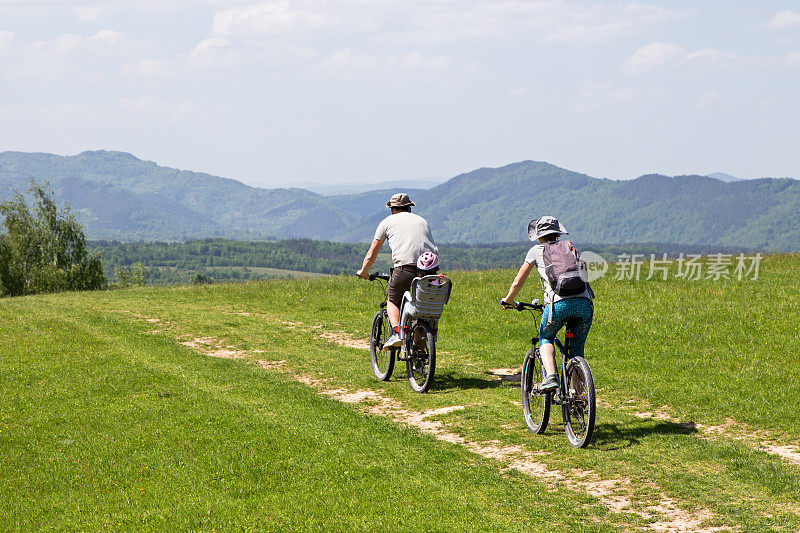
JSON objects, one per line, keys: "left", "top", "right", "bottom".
{"left": 240, "top": 311, "right": 800, "bottom": 469}
{"left": 277, "top": 314, "right": 800, "bottom": 469}
{"left": 132, "top": 308, "right": 800, "bottom": 470}
{"left": 126, "top": 310, "right": 732, "bottom": 532}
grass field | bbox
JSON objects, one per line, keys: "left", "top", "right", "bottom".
{"left": 2, "top": 254, "right": 799, "bottom": 531}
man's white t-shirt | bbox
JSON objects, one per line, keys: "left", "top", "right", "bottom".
{"left": 374, "top": 212, "right": 437, "bottom": 267}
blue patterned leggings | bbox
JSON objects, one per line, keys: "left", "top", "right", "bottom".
{"left": 539, "top": 297, "right": 593, "bottom": 358}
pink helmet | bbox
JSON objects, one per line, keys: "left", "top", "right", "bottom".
{"left": 417, "top": 251, "right": 440, "bottom": 270}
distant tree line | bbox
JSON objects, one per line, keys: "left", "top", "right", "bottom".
{"left": 93, "top": 239, "right": 365, "bottom": 279}
{"left": 91, "top": 237, "right": 759, "bottom": 287}
{"left": 0, "top": 181, "right": 106, "bottom": 297}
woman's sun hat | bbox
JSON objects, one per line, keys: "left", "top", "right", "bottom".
{"left": 528, "top": 216, "right": 568, "bottom": 241}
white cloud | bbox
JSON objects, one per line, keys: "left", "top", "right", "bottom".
{"left": 542, "top": 22, "right": 631, "bottom": 43}
{"left": 625, "top": 42, "right": 734, "bottom": 72}
{"left": 186, "top": 37, "right": 318, "bottom": 71}
{"left": 760, "top": 10, "right": 800, "bottom": 31}
{"left": 119, "top": 58, "right": 172, "bottom": 78}
{"left": 0, "top": 30, "right": 13, "bottom": 49}
{"left": 189, "top": 37, "right": 243, "bottom": 68}
{"left": 624, "top": 2, "right": 678, "bottom": 24}
{"left": 30, "top": 33, "right": 83, "bottom": 55}
{"left": 89, "top": 29, "right": 124, "bottom": 46}
{"left": 210, "top": 0, "right": 682, "bottom": 45}
{"left": 538, "top": 2, "right": 680, "bottom": 43}
{"left": 116, "top": 96, "right": 192, "bottom": 117}
{"left": 625, "top": 42, "right": 686, "bottom": 71}
{"left": 29, "top": 30, "right": 126, "bottom": 57}
{"left": 572, "top": 82, "right": 659, "bottom": 111}
{"left": 0, "top": 0, "right": 216, "bottom": 16}
{"left": 314, "top": 48, "right": 377, "bottom": 72}
{"left": 507, "top": 87, "right": 534, "bottom": 100}
{"left": 310, "top": 48, "right": 469, "bottom": 78}
{"left": 0, "top": 96, "right": 192, "bottom": 123}
{"left": 506, "top": 86, "right": 558, "bottom": 101}
{"left": 212, "top": 1, "right": 341, "bottom": 37}
{"left": 686, "top": 48, "right": 733, "bottom": 63}
{"left": 397, "top": 50, "right": 455, "bottom": 70}
{"left": 1, "top": 30, "right": 136, "bottom": 80}
{"left": 697, "top": 90, "right": 720, "bottom": 108}
{"left": 785, "top": 52, "right": 800, "bottom": 67}
{"left": 73, "top": 5, "right": 101, "bottom": 23}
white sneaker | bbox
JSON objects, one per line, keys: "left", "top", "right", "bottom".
{"left": 384, "top": 332, "right": 402, "bottom": 349}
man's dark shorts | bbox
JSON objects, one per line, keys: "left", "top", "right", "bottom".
{"left": 388, "top": 265, "right": 419, "bottom": 308}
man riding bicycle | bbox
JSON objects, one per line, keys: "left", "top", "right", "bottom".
{"left": 357, "top": 193, "right": 438, "bottom": 349}
{"left": 501, "top": 216, "right": 594, "bottom": 392}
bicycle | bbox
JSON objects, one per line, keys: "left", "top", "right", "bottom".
{"left": 503, "top": 299, "right": 596, "bottom": 448}
{"left": 368, "top": 271, "right": 451, "bottom": 393}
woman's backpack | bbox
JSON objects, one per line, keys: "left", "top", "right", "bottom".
{"left": 542, "top": 240, "right": 588, "bottom": 296}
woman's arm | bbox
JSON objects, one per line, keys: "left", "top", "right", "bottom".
{"left": 502, "top": 261, "right": 533, "bottom": 304}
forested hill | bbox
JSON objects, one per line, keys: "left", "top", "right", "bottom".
{"left": 412, "top": 162, "right": 800, "bottom": 250}
{"left": 1, "top": 151, "right": 798, "bottom": 250}
{"left": 0, "top": 150, "right": 361, "bottom": 241}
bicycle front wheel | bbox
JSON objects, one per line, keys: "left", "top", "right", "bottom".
{"left": 521, "top": 348, "right": 551, "bottom": 434}
{"left": 562, "top": 356, "right": 595, "bottom": 448}
{"left": 406, "top": 320, "right": 436, "bottom": 393}
{"left": 370, "top": 309, "right": 395, "bottom": 381}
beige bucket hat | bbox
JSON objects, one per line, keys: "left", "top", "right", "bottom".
{"left": 386, "top": 193, "right": 416, "bottom": 208}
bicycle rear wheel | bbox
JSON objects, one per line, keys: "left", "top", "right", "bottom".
{"left": 370, "top": 309, "right": 395, "bottom": 381}
{"left": 562, "top": 356, "right": 595, "bottom": 448}
{"left": 406, "top": 320, "right": 436, "bottom": 393}
{"left": 521, "top": 348, "right": 551, "bottom": 434}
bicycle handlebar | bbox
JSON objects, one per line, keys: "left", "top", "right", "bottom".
{"left": 501, "top": 299, "right": 544, "bottom": 312}
{"left": 369, "top": 272, "right": 390, "bottom": 281}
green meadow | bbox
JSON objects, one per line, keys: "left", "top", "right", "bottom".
{"left": 2, "top": 254, "right": 799, "bottom": 531}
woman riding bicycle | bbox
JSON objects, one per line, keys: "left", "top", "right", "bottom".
{"left": 501, "top": 216, "right": 594, "bottom": 392}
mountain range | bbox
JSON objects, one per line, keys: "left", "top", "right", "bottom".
{"left": 1, "top": 150, "right": 798, "bottom": 250}
{"left": 298, "top": 178, "right": 447, "bottom": 196}
{"left": 706, "top": 172, "right": 743, "bottom": 183}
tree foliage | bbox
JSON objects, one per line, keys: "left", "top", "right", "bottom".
{"left": 90, "top": 237, "right": 757, "bottom": 287}
{"left": 191, "top": 272, "right": 213, "bottom": 285}
{"left": 113, "top": 261, "right": 145, "bottom": 289}
{"left": 0, "top": 180, "right": 106, "bottom": 296}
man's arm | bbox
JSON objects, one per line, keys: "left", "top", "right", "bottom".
{"left": 357, "top": 238, "right": 384, "bottom": 279}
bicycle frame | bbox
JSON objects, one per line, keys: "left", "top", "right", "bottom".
{"left": 532, "top": 332, "right": 573, "bottom": 405}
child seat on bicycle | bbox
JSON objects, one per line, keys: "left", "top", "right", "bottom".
{"left": 400, "top": 274, "right": 452, "bottom": 328}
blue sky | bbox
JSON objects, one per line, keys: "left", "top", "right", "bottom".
{"left": 1, "top": 1, "right": 798, "bottom": 187}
